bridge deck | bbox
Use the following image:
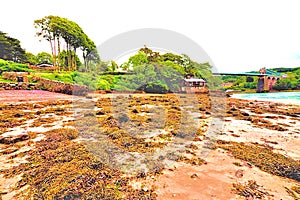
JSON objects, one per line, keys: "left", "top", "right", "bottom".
{"left": 213, "top": 72, "right": 281, "bottom": 77}
{"left": 213, "top": 72, "right": 267, "bottom": 76}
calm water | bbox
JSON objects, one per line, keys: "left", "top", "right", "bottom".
{"left": 232, "top": 92, "right": 300, "bottom": 104}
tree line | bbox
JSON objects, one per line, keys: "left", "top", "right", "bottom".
{"left": 97, "top": 46, "right": 221, "bottom": 92}
{"left": 1, "top": 15, "right": 100, "bottom": 72}
{"left": 34, "top": 15, "right": 99, "bottom": 71}
{"left": 0, "top": 31, "right": 26, "bottom": 63}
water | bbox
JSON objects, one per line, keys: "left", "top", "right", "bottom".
{"left": 231, "top": 92, "right": 300, "bottom": 104}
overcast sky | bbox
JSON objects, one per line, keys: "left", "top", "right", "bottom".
{"left": 1, "top": 0, "right": 300, "bottom": 72}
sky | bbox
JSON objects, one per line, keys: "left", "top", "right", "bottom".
{"left": 1, "top": 0, "right": 300, "bottom": 73}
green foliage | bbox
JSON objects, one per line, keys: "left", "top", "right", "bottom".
{"left": 97, "top": 79, "right": 111, "bottom": 90}
{"left": 185, "top": 59, "right": 220, "bottom": 88}
{"left": 243, "top": 82, "right": 257, "bottom": 89}
{"left": 36, "top": 52, "right": 53, "bottom": 64}
{"left": 36, "top": 72, "right": 73, "bottom": 83}
{"left": 124, "top": 51, "right": 148, "bottom": 70}
{"left": 273, "top": 78, "right": 299, "bottom": 90}
{"left": 105, "top": 61, "right": 119, "bottom": 72}
{"left": 272, "top": 69, "right": 300, "bottom": 90}
{"left": 0, "top": 59, "right": 34, "bottom": 72}
{"left": 115, "top": 64, "right": 182, "bottom": 93}
{"left": 34, "top": 15, "right": 98, "bottom": 70}
{"left": 221, "top": 67, "right": 300, "bottom": 91}
{"left": 158, "top": 60, "right": 185, "bottom": 74}
{"left": 0, "top": 75, "right": 16, "bottom": 83}
{"left": 0, "top": 31, "right": 27, "bottom": 63}
{"left": 161, "top": 52, "right": 186, "bottom": 65}
{"left": 222, "top": 75, "right": 259, "bottom": 91}
{"left": 23, "top": 46, "right": 217, "bottom": 93}
{"left": 96, "top": 75, "right": 120, "bottom": 90}
{"left": 117, "top": 47, "right": 217, "bottom": 92}
{"left": 59, "top": 50, "right": 82, "bottom": 70}
{"left": 139, "top": 46, "right": 161, "bottom": 62}
{"left": 25, "top": 52, "right": 38, "bottom": 65}
{"left": 83, "top": 49, "right": 100, "bottom": 72}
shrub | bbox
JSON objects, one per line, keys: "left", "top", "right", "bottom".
{"left": 0, "top": 59, "right": 35, "bottom": 72}
{"left": 97, "top": 79, "right": 111, "bottom": 90}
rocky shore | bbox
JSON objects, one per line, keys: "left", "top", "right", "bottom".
{"left": 0, "top": 91, "right": 299, "bottom": 199}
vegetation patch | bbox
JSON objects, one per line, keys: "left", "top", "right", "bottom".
{"left": 218, "top": 141, "right": 300, "bottom": 181}
{"left": 233, "top": 180, "right": 270, "bottom": 199}
{"left": 0, "top": 100, "right": 72, "bottom": 134}
{"left": 0, "top": 128, "right": 157, "bottom": 199}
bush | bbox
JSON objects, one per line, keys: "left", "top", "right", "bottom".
{"left": 97, "top": 79, "right": 111, "bottom": 90}
{"left": 244, "top": 82, "right": 257, "bottom": 89}
{"left": 273, "top": 79, "right": 293, "bottom": 90}
{"left": 0, "top": 59, "right": 35, "bottom": 72}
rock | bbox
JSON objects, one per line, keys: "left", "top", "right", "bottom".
{"left": 235, "top": 169, "right": 244, "bottom": 178}
{"left": 1, "top": 147, "right": 18, "bottom": 154}
{"left": 136, "top": 171, "right": 147, "bottom": 178}
{"left": 191, "top": 173, "right": 198, "bottom": 179}
{"left": 230, "top": 106, "right": 237, "bottom": 111}
{"left": 0, "top": 134, "right": 29, "bottom": 144}
{"left": 246, "top": 162, "right": 253, "bottom": 168}
{"left": 241, "top": 111, "right": 250, "bottom": 116}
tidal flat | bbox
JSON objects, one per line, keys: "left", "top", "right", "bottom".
{"left": 0, "top": 91, "right": 299, "bottom": 199}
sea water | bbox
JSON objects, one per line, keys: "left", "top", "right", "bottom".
{"left": 231, "top": 92, "right": 300, "bottom": 104}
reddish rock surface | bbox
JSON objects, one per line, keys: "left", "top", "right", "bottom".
{"left": 0, "top": 90, "right": 74, "bottom": 103}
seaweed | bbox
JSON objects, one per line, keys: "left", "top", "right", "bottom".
{"left": 233, "top": 180, "right": 270, "bottom": 199}
{"left": 218, "top": 141, "right": 300, "bottom": 181}
{"left": 1, "top": 128, "right": 157, "bottom": 199}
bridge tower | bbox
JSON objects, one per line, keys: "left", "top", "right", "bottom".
{"left": 257, "top": 67, "right": 267, "bottom": 92}
{"left": 257, "top": 67, "right": 280, "bottom": 92}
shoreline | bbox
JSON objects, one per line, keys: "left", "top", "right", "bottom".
{"left": 231, "top": 92, "right": 300, "bottom": 105}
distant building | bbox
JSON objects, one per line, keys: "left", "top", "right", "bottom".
{"left": 30, "top": 63, "right": 56, "bottom": 71}
{"left": 36, "top": 63, "right": 54, "bottom": 68}
{"left": 181, "top": 75, "right": 207, "bottom": 93}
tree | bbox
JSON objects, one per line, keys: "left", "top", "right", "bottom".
{"left": 139, "top": 46, "right": 161, "bottom": 62}
{"left": 25, "top": 52, "right": 38, "bottom": 65}
{"left": 36, "top": 52, "right": 53, "bottom": 64}
{"left": 0, "top": 32, "right": 12, "bottom": 60}
{"left": 81, "top": 36, "right": 99, "bottom": 71}
{"left": 34, "top": 15, "right": 98, "bottom": 71}
{"left": 0, "top": 31, "right": 26, "bottom": 63}
{"left": 59, "top": 50, "right": 82, "bottom": 70}
{"left": 125, "top": 51, "right": 148, "bottom": 70}
{"left": 115, "top": 63, "right": 183, "bottom": 93}
{"left": 84, "top": 49, "right": 100, "bottom": 71}
{"left": 118, "top": 47, "right": 219, "bottom": 89}
{"left": 34, "top": 16, "right": 58, "bottom": 66}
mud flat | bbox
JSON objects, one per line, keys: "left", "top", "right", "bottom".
{"left": 155, "top": 97, "right": 300, "bottom": 199}
{"left": 0, "top": 91, "right": 299, "bottom": 199}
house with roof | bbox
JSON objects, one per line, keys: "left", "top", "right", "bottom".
{"left": 181, "top": 74, "right": 207, "bottom": 93}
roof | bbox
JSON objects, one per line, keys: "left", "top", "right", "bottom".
{"left": 184, "top": 78, "right": 206, "bottom": 82}
{"left": 36, "top": 63, "right": 54, "bottom": 67}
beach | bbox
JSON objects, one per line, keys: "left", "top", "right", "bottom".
{"left": 0, "top": 91, "right": 299, "bottom": 199}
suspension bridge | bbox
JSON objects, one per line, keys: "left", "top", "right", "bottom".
{"left": 213, "top": 68, "right": 284, "bottom": 92}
